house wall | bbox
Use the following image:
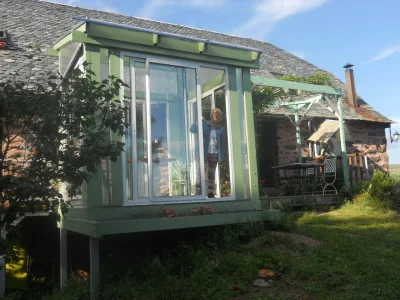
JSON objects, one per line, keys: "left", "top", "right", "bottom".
{"left": 274, "top": 118, "right": 389, "bottom": 175}
{"left": 275, "top": 119, "right": 311, "bottom": 181}
{"left": 346, "top": 121, "right": 389, "bottom": 172}
{"left": 276, "top": 119, "right": 310, "bottom": 165}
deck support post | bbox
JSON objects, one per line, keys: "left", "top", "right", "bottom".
{"left": 337, "top": 96, "right": 350, "bottom": 192}
{"left": 60, "top": 228, "right": 67, "bottom": 288}
{"left": 90, "top": 237, "right": 100, "bottom": 300}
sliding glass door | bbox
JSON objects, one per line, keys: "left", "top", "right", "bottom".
{"left": 124, "top": 54, "right": 233, "bottom": 204}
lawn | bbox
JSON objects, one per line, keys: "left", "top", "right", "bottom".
{"left": 5, "top": 195, "right": 400, "bottom": 300}
{"left": 390, "top": 164, "right": 400, "bottom": 180}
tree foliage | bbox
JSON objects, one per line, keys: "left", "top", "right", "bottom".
{"left": 279, "top": 72, "right": 334, "bottom": 86}
{"left": 0, "top": 61, "right": 129, "bottom": 257}
{"left": 252, "top": 72, "right": 334, "bottom": 117}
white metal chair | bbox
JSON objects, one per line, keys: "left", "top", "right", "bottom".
{"left": 303, "top": 159, "right": 317, "bottom": 195}
{"left": 322, "top": 157, "right": 337, "bottom": 195}
{"left": 170, "top": 159, "right": 187, "bottom": 196}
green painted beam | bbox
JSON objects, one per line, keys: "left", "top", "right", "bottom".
{"left": 45, "top": 48, "right": 59, "bottom": 57}
{"left": 205, "top": 44, "right": 253, "bottom": 62}
{"left": 280, "top": 95, "right": 322, "bottom": 107}
{"left": 337, "top": 96, "right": 350, "bottom": 192}
{"left": 251, "top": 76, "right": 342, "bottom": 96}
{"left": 87, "top": 22, "right": 157, "bottom": 47}
{"left": 242, "top": 69, "right": 260, "bottom": 203}
{"left": 152, "top": 34, "right": 159, "bottom": 45}
{"left": 96, "top": 210, "right": 281, "bottom": 237}
{"left": 98, "top": 210, "right": 280, "bottom": 236}
{"left": 228, "top": 67, "right": 245, "bottom": 200}
{"left": 201, "top": 73, "right": 225, "bottom": 94}
{"left": 59, "top": 210, "right": 281, "bottom": 237}
{"left": 75, "top": 199, "right": 260, "bottom": 221}
{"left": 84, "top": 22, "right": 256, "bottom": 63}
{"left": 82, "top": 44, "right": 105, "bottom": 208}
{"left": 251, "top": 52, "right": 260, "bottom": 61}
{"left": 70, "top": 31, "right": 260, "bottom": 69}
{"left": 58, "top": 217, "right": 99, "bottom": 237}
{"left": 75, "top": 23, "right": 87, "bottom": 32}
{"left": 109, "top": 49, "right": 125, "bottom": 206}
{"left": 198, "top": 42, "right": 206, "bottom": 53}
{"left": 53, "top": 33, "right": 73, "bottom": 50}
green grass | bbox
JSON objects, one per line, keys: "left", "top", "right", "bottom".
{"left": 389, "top": 164, "right": 400, "bottom": 180}
{"left": 5, "top": 197, "right": 400, "bottom": 300}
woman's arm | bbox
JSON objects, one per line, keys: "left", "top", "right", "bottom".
{"left": 189, "top": 117, "right": 205, "bottom": 133}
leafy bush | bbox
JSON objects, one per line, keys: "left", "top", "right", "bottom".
{"left": 353, "top": 170, "right": 400, "bottom": 211}
{"left": 351, "top": 179, "right": 370, "bottom": 195}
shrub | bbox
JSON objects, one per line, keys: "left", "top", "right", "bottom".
{"left": 354, "top": 170, "right": 400, "bottom": 211}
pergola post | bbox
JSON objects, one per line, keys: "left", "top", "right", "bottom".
{"left": 337, "top": 96, "right": 350, "bottom": 192}
{"left": 60, "top": 228, "right": 67, "bottom": 288}
{"left": 90, "top": 237, "right": 100, "bottom": 300}
{"left": 294, "top": 109, "right": 302, "bottom": 163}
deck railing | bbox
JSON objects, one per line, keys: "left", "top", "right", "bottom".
{"left": 347, "top": 153, "right": 370, "bottom": 184}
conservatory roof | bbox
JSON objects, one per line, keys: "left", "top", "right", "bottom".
{"left": 52, "top": 17, "right": 262, "bottom": 68}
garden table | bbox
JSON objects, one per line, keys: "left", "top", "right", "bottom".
{"left": 271, "top": 163, "right": 326, "bottom": 195}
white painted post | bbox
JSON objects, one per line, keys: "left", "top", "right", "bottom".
{"left": 90, "top": 237, "right": 100, "bottom": 300}
{"left": 60, "top": 228, "right": 67, "bottom": 288}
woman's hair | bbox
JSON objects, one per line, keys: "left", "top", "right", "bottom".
{"left": 210, "top": 108, "right": 223, "bottom": 123}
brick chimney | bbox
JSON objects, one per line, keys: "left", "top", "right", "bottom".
{"left": 343, "top": 63, "right": 358, "bottom": 107}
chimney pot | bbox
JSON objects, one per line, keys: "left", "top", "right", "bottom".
{"left": 344, "top": 63, "right": 358, "bottom": 107}
{"left": 343, "top": 63, "right": 354, "bottom": 69}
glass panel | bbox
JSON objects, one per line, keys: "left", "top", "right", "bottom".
{"left": 60, "top": 42, "right": 80, "bottom": 76}
{"left": 123, "top": 57, "right": 133, "bottom": 201}
{"left": 200, "top": 67, "right": 231, "bottom": 198}
{"left": 135, "top": 63, "right": 148, "bottom": 199}
{"left": 149, "top": 64, "right": 201, "bottom": 197}
{"left": 201, "top": 95, "right": 212, "bottom": 121}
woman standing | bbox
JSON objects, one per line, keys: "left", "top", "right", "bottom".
{"left": 190, "top": 108, "right": 224, "bottom": 198}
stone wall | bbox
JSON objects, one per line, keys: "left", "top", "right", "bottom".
{"left": 346, "top": 121, "right": 388, "bottom": 172}
{"left": 274, "top": 118, "right": 389, "bottom": 174}
{"left": 275, "top": 119, "right": 311, "bottom": 180}
{"left": 276, "top": 119, "right": 310, "bottom": 166}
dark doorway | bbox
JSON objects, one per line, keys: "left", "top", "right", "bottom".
{"left": 257, "top": 121, "right": 277, "bottom": 187}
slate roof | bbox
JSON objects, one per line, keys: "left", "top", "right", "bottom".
{"left": 0, "top": 0, "right": 392, "bottom": 124}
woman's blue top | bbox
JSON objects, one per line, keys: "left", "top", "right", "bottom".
{"left": 190, "top": 120, "right": 224, "bottom": 162}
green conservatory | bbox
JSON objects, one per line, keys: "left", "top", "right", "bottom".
{"left": 49, "top": 17, "right": 280, "bottom": 298}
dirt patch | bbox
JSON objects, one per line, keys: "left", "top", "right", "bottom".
{"left": 232, "top": 280, "right": 316, "bottom": 300}
{"left": 273, "top": 231, "right": 321, "bottom": 248}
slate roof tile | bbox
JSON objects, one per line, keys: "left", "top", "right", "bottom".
{"left": 0, "top": 0, "right": 391, "bottom": 124}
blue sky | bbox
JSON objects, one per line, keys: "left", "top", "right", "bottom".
{"left": 48, "top": 0, "right": 400, "bottom": 163}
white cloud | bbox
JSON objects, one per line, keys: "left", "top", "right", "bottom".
{"left": 366, "top": 45, "right": 400, "bottom": 64}
{"left": 233, "top": 0, "right": 328, "bottom": 39}
{"left": 138, "top": 0, "right": 225, "bottom": 19}
{"left": 94, "top": 1, "right": 118, "bottom": 13}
